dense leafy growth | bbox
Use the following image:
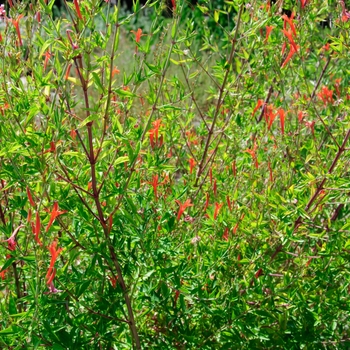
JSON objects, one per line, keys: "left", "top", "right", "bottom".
{"left": 0, "top": 0, "right": 350, "bottom": 348}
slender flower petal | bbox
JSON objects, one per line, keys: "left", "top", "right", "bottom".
{"left": 46, "top": 202, "right": 68, "bottom": 232}
{"left": 265, "top": 25, "right": 274, "bottom": 43}
{"left": 282, "top": 14, "right": 296, "bottom": 37}
{"left": 222, "top": 227, "right": 229, "bottom": 241}
{"left": 252, "top": 99, "right": 264, "bottom": 117}
{"left": 189, "top": 158, "right": 196, "bottom": 174}
{"left": 46, "top": 240, "right": 63, "bottom": 285}
{"left": 149, "top": 175, "right": 159, "bottom": 200}
{"left": 26, "top": 186, "right": 36, "bottom": 208}
{"left": 11, "top": 14, "right": 24, "bottom": 47}
{"left": 281, "top": 28, "right": 298, "bottom": 52}
{"left": 34, "top": 211, "right": 42, "bottom": 246}
{"left": 175, "top": 199, "right": 193, "bottom": 221}
{"left": 213, "top": 202, "right": 223, "bottom": 220}
{"left": 281, "top": 44, "right": 299, "bottom": 68}
{"left": 73, "top": 0, "right": 83, "bottom": 20}
{"left": 130, "top": 28, "right": 145, "bottom": 53}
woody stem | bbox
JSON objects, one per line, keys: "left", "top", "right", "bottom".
{"left": 194, "top": 4, "right": 243, "bottom": 187}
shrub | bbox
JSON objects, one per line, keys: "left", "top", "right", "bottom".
{"left": 0, "top": 0, "right": 350, "bottom": 349}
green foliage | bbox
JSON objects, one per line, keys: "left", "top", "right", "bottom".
{"left": 1, "top": 0, "right": 350, "bottom": 349}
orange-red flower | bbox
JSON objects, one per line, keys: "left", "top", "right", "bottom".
{"left": 265, "top": 25, "right": 274, "bottom": 43}
{"left": 222, "top": 227, "right": 229, "bottom": 241}
{"left": 189, "top": 158, "right": 196, "bottom": 174}
{"left": 46, "top": 240, "right": 63, "bottom": 285}
{"left": 175, "top": 199, "right": 193, "bottom": 221}
{"left": 213, "top": 202, "right": 223, "bottom": 220}
{"left": 281, "top": 28, "right": 298, "bottom": 52}
{"left": 278, "top": 108, "right": 286, "bottom": 135}
{"left": 26, "top": 186, "right": 36, "bottom": 208}
{"left": 281, "top": 44, "right": 299, "bottom": 68}
{"left": 150, "top": 175, "right": 160, "bottom": 200}
{"left": 130, "top": 28, "right": 145, "bottom": 52}
{"left": 244, "top": 143, "right": 259, "bottom": 169}
{"left": 74, "top": 0, "right": 83, "bottom": 20}
{"left": 282, "top": 14, "right": 296, "bottom": 37}
{"left": 149, "top": 119, "right": 163, "bottom": 149}
{"left": 46, "top": 202, "right": 68, "bottom": 232}
{"left": 43, "top": 51, "right": 52, "bottom": 71}
{"left": 252, "top": 99, "right": 264, "bottom": 117}
{"left": 11, "top": 14, "right": 24, "bottom": 46}
{"left": 112, "top": 67, "right": 120, "bottom": 77}
{"left": 317, "top": 86, "right": 333, "bottom": 105}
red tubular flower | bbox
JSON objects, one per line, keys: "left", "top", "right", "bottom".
{"left": 150, "top": 175, "right": 159, "bottom": 200}
{"left": 130, "top": 28, "right": 145, "bottom": 53}
{"left": 26, "top": 186, "right": 36, "bottom": 207}
{"left": 109, "top": 275, "right": 118, "bottom": 288}
{"left": 213, "top": 179, "right": 217, "bottom": 197}
{"left": 265, "top": 104, "right": 277, "bottom": 130}
{"left": 298, "top": 111, "right": 305, "bottom": 123}
{"left": 131, "top": 28, "right": 143, "bottom": 43}
{"left": 278, "top": 108, "right": 286, "bottom": 135}
{"left": 255, "top": 268, "right": 263, "bottom": 279}
{"left": 149, "top": 119, "right": 163, "bottom": 149}
{"left": 46, "top": 202, "right": 68, "bottom": 232}
{"left": 65, "top": 63, "right": 72, "bottom": 80}
{"left": 222, "top": 227, "right": 229, "bottom": 241}
{"left": 27, "top": 208, "right": 32, "bottom": 223}
{"left": 189, "top": 158, "right": 196, "bottom": 174}
{"left": 112, "top": 67, "right": 120, "bottom": 77}
{"left": 46, "top": 240, "right": 63, "bottom": 285}
{"left": 34, "top": 211, "right": 42, "bottom": 246}
{"left": 73, "top": 0, "right": 83, "bottom": 20}
{"left": 244, "top": 143, "right": 259, "bottom": 169}
{"left": 265, "top": 25, "right": 274, "bottom": 43}
{"left": 108, "top": 214, "right": 113, "bottom": 232}
{"left": 281, "top": 28, "right": 298, "bottom": 52}
{"left": 152, "top": 119, "right": 162, "bottom": 142}
{"left": 149, "top": 128, "right": 155, "bottom": 149}
{"left": 43, "top": 51, "right": 52, "bottom": 71}
{"left": 282, "top": 14, "right": 296, "bottom": 37}
{"left": 175, "top": 199, "right": 193, "bottom": 221}
{"left": 171, "top": 0, "right": 176, "bottom": 10}
{"left": 300, "top": 0, "right": 308, "bottom": 8}
{"left": 252, "top": 99, "right": 264, "bottom": 117}
{"left": 317, "top": 86, "right": 333, "bottom": 105}
{"left": 12, "top": 14, "right": 24, "bottom": 47}
{"left": 213, "top": 202, "right": 223, "bottom": 220}
{"left": 281, "top": 44, "right": 299, "bottom": 68}
{"left": 41, "top": 141, "right": 56, "bottom": 155}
